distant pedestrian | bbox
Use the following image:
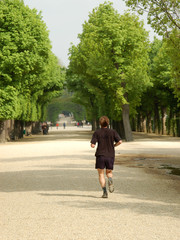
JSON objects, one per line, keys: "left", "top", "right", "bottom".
{"left": 56, "top": 123, "right": 59, "bottom": 129}
{"left": 80, "top": 121, "right": 83, "bottom": 127}
{"left": 63, "top": 122, "right": 66, "bottom": 129}
{"left": 90, "top": 116, "right": 122, "bottom": 198}
{"left": 42, "top": 122, "right": 48, "bottom": 135}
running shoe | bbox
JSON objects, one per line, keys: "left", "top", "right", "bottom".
{"left": 108, "top": 179, "right": 114, "bottom": 193}
{"left": 102, "top": 191, "right": 108, "bottom": 198}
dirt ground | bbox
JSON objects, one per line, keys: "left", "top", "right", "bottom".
{"left": 115, "top": 132, "right": 180, "bottom": 181}
{"left": 0, "top": 126, "right": 179, "bottom": 240}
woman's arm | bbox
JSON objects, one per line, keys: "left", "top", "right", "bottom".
{"left": 114, "top": 140, "right": 122, "bottom": 147}
{"left": 91, "top": 143, "right": 96, "bottom": 148}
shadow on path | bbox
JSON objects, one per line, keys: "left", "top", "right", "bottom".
{"left": 0, "top": 164, "right": 179, "bottom": 219}
{"left": 0, "top": 154, "right": 92, "bottom": 163}
{"left": 17, "top": 130, "right": 92, "bottom": 143}
{"left": 1, "top": 130, "right": 180, "bottom": 220}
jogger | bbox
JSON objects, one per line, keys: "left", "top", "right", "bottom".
{"left": 90, "top": 116, "right": 122, "bottom": 198}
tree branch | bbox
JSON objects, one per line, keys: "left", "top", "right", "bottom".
{"left": 160, "top": 0, "right": 180, "bottom": 29}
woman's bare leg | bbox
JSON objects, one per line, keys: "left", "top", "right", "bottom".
{"left": 97, "top": 169, "right": 106, "bottom": 187}
{"left": 106, "top": 169, "right": 113, "bottom": 178}
{"left": 106, "top": 169, "right": 114, "bottom": 193}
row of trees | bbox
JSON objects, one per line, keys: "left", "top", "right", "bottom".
{"left": 133, "top": 38, "right": 180, "bottom": 136}
{"left": 124, "top": 0, "right": 180, "bottom": 137}
{"left": 0, "top": 0, "right": 179, "bottom": 141}
{"left": 0, "top": 0, "right": 65, "bottom": 142}
{"left": 123, "top": 0, "right": 180, "bottom": 99}
{"left": 66, "top": 1, "right": 180, "bottom": 140}
{"left": 47, "top": 90, "right": 86, "bottom": 125}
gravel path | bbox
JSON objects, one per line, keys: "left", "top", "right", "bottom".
{"left": 0, "top": 127, "right": 180, "bottom": 240}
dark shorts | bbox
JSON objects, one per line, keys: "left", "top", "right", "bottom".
{"left": 95, "top": 156, "right": 115, "bottom": 170}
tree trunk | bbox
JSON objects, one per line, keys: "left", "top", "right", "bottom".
{"left": 146, "top": 113, "right": 152, "bottom": 133}
{"left": 137, "top": 113, "right": 141, "bottom": 132}
{"left": 176, "top": 111, "right": 180, "bottom": 137}
{"left": 154, "top": 103, "right": 160, "bottom": 134}
{"left": 138, "top": 114, "right": 146, "bottom": 132}
{"left": 112, "top": 120, "right": 125, "bottom": 139}
{"left": 5, "top": 120, "right": 10, "bottom": 141}
{"left": 25, "top": 121, "right": 32, "bottom": 136}
{"left": 122, "top": 104, "right": 133, "bottom": 141}
{"left": 5, "top": 120, "right": 15, "bottom": 141}
{"left": 14, "top": 120, "right": 24, "bottom": 140}
{"left": 141, "top": 117, "right": 147, "bottom": 133}
{"left": 91, "top": 119, "right": 97, "bottom": 131}
{"left": 131, "top": 117, "right": 137, "bottom": 132}
{"left": 96, "top": 119, "right": 100, "bottom": 129}
{"left": 0, "top": 120, "right": 15, "bottom": 142}
{"left": 161, "top": 107, "right": 167, "bottom": 135}
{"left": 0, "top": 120, "right": 6, "bottom": 143}
{"left": 172, "top": 115, "right": 176, "bottom": 137}
{"left": 167, "top": 107, "right": 173, "bottom": 135}
{"left": 32, "top": 122, "right": 41, "bottom": 134}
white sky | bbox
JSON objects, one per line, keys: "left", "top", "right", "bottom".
{"left": 23, "top": 0, "right": 157, "bottom": 67}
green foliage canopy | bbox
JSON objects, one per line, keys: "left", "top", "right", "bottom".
{"left": 0, "top": 0, "right": 64, "bottom": 121}
{"left": 123, "top": 0, "right": 180, "bottom": 36}
{"left": 67, "top": 2, "right": 151, "bottom": 121}
{"left": 47, "top": 90, "right": 86, "bottom": 124}
{"left": 123, "top": 0, "right": 180, "bottom": 101}
{"left": 0, "top": 86, "right": 19, "bottom": 119}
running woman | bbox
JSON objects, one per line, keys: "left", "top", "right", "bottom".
{"left": 91, "top": 116, "right": 122, "bottom": 198}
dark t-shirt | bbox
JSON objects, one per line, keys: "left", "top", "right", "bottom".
{"left": 91, "top": 128, "right": 121, "bottom": 157}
